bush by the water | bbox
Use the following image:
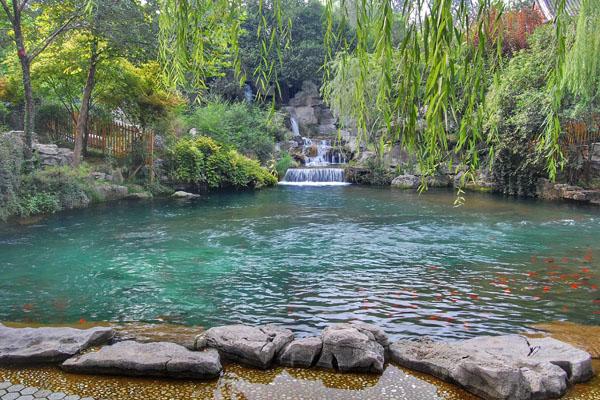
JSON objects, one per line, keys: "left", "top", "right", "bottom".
{"left": 184, "top": 100, "right": 285, "bottom": 163}
{"left": 274, "top": 152, "right": 297, "bottom": 179}
{"left": 168, "top": 136, "right": 277, "bottom": 190}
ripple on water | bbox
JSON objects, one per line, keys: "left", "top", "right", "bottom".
{"left": 0, "top": 187, "right": 599, "bottom": 337}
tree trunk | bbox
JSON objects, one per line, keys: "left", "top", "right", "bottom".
{"left": 73, "top": 41, "right": 98, "bottom": 167}
{"left": 12, "top": 10, "right": 34, "bottom": 161}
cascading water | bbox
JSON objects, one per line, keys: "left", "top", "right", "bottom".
{"left": 281, "top": 116, "right": 349, "bottom": 186}
{"left": 290, "top": 117, "right": 300, "bottom": 136}
{"left": 302, "top": 138, "right": 347, "bottom": 167}
{"left": 279, "top": 168, "right": 349, "bottom": 186}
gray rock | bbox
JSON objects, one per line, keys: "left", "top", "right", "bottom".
{"left": 389, "top": 334, "right": 593, "bottom": 400}
{"left": 32, "top": 143, "right": 73, "bottom": 167}
{"left": 528, "top": 337, "right": 594, "bottom": 383}
{"left": 0, "top": 326, "right": 114, "bottom": 365}
{"left": 171, "top": 191, "right": 200, "bottom": 199}
{"left": 61, "top": 341, "right": 221, "bottom": 380}
{"left": 93, "top": 184, "right": 128, "bottom": 201}
{"left": 316, "top": 324, "right": 385, "bottom": 373}
{"left": 277, "top": 337, "right": 322, "bottom": 368}
{"left": 198, "top": 324, "right": 294, "bottom": 369}
{"left": 391, "top": 174, "right": 420, "bottom": 189}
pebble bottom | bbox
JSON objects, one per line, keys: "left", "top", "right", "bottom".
{"left": 0, "top": 361, "right": 598, "bottom": 400}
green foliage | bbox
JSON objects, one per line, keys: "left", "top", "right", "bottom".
{"left": 274, "top": 152, "right": 296, "bottom": 179}
{"left": 19, "top": 165, "right": 96, "bottom": 210}
{"left": 240, "top": 0, "right": 327, "bottom": 92}
{"left": 322, "top": 53, "right": 387, "bottom": 156}
{"left": 565, "top": 0, "right": 600, "bottom": 112}
{"left": 168, "top": 136, "right": 277, "bottom": 190}
{"left": 17, "top": 192, "right": 61, "bottom": 217}
{"left": 184, "top": 100, "right": 283, "bottom": 163}
{"left": 0, "top": 133, "right": 23, "bottom": 220}
{"left": 485, "top": 25, "right": 555, "bottom": 196}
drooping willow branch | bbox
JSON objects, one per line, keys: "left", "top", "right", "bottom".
{"left": 158, "top": 0, "right": 595, "bottom": 187}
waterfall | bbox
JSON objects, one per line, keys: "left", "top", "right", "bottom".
{"left": 279, "top": 168, "right": 349, "bottom": 186}
{"left": 302, "top": 138, "right": 347, "bottom": 167}
{"left": 290, "top": 117, "right": 300, "bottom": 136}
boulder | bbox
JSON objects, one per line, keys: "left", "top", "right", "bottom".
{"left": 196, "top": 324, "right": 293, "bottom": 369}
{"left": 32, "top": 143, "right": 73, "bottom": 167}
{"left": 172, "top": 191, "right": 200, "bottom": 199}
{"left": 389, "top": 334, "right": 593, "bottom": 400}
{"left": 61, "top": 341, "right": 221, "bottom": 380}
{"left": 0, "top": 325, "right": 114, "bottom": 365}
{"left": 94, "top": 184, "right": 128, "bottom": 201}
{"left": 277, "top": 337, "right": 323, "bottom": 368}
{"left": 293, "top": 106, "right": 318, "bottom": 126}
{"left": 391, "top": 174, "right": 420, "bottom": 189}
{"left": 316, "top": 323, "right": 386, "bottom": 373}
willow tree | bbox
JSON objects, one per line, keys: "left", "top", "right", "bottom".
{"left": 158, "top": 0, "right": 595, "bottom": 189}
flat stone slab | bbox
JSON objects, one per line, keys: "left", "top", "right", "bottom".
{"left": 316, "top": 323, "right": 386, "bottom": 373}
{"left": 389, "top": 334, "right": 593, "bottom": 400}
{"left": 197, "top": 324, "right": 293, "bottom": 369}
{"left": 277, "top": 337, "right": 323, "bottom": 368}
{"left": 61, "top": 341, "right": 221, "bottom": 380}
{"left": 0, "top": 326, "right": 114, "bottom": 365}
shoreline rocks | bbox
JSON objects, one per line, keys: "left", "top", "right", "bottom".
{"left": 195, "top": 324, "right": 293, "bottom": 369}
{"left": 389, "top": 334, "right": 593, "bottom": 400}
{"left": 316, "top": 323, "right": 387, "bottom": 373}
{"left": 0, "top": 322, "right": 594, "bottom": 399}
{"left": 61, "top": 341, "right": 221, "bottom": 380}
{"left": 0, "top": 325, "right": 114, "bottom": 365}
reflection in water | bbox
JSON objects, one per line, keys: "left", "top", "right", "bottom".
{"left": 2, "top": 362, "right": 599, "bottom": 400}
{"left": 0, "top": 364, "right": 477, "bottom": 400}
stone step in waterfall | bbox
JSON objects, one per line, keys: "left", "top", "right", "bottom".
{"left": 279, "top": 168, "right": 349, "bottom": 186}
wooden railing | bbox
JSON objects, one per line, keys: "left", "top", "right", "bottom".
{"left": 43, "top": 114, "right": 154, "bottom": 161}
{"left": 562, "top": 116, "right": 600, "bottom": 150}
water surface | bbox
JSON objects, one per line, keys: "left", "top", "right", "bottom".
{"left": 1, "top": 186, "right": 599, "bottom": 339}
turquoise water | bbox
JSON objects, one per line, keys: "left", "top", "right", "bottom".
{"left": 0, "top": 186, "right": 599, "bottom": 339}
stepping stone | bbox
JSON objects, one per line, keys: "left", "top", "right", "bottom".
{"left": 316, "top": 323, "right": 386, "bottom": 373}
{"left": 0, "top": 325, "right": 114, "bottom": 365}
{"left": 277, "top": 337, "right": 323, "bottom": 368}
{"left": 389, "top": 334, "right": 593, "bottom": 400}
{"left": 62, "top": 341, "right": 221, "bottom": 380}
{"left": 197, "top": 324, "right": 293, "bottom": 369}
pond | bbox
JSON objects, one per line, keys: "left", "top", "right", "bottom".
{"left": 0, "top": 186, "right": 599, "bottom": 339}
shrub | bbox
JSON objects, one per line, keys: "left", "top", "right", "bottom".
{"left": 274, "top": 152, "right": 296, "bottom": 179}
{"left": 485, "top": 25, "right": 555, "bottom": 196}
{"left": 184, "top": 100, "right": 285, "bottom": 163}
{"left": 17, "top": 193, "right": 61, "bottom": 217}
{"left": 168, "top": 136, "right": 277, "bottom": 190}
{"left": 19, "top": 166, "right": 94, "bottom": 211}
